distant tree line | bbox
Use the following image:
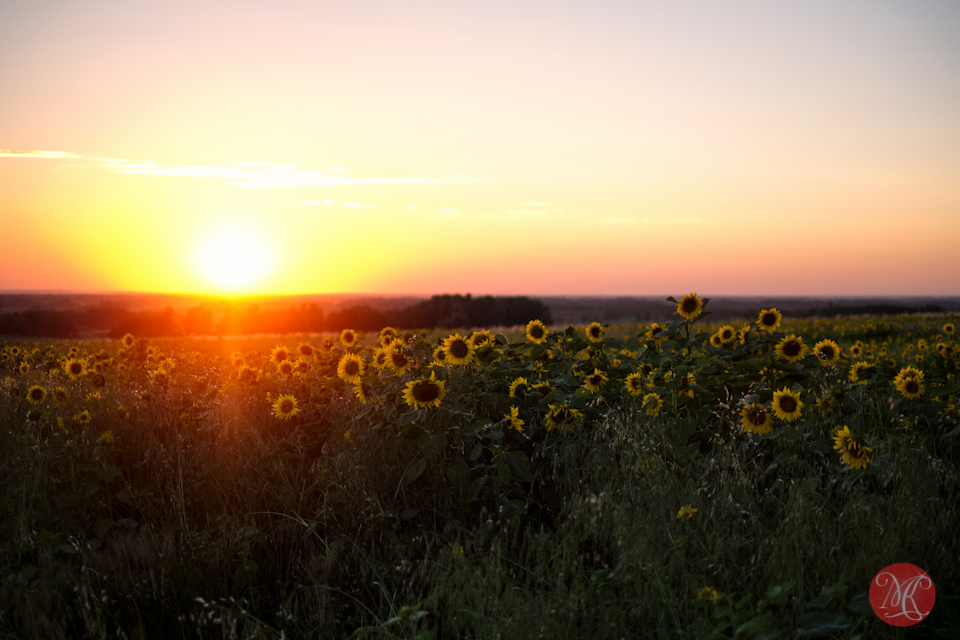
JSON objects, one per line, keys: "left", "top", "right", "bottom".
{"left": 0, "top": 294, "right": 553, "bottom": 338}
{"left": 797, "top": 303, "right": 944, "bottom": 318}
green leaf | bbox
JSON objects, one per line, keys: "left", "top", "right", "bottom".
{"left": 845, "top": 593, "right": 873, "bottom": 617}
{"left": 94, "top": 518, "right": 112, "bottom": 540}
{"left": 797, "top": 612, "right": 851, "bottom": 637}
{"left": 502, "top": 450, "right": 533, "bottom": 482}
{"left": 399, "top": 508, "right": 421, "bottom": 521}
{"left": 417, "top": 431, "right": 447, "bottom": 459}
{"left": 97, "top": 466, "right": 121, "bottom": 484}
{"left": 402, "top": 457, "right": 428, "bottom": 485}
{"left": 398, "top": 409, "right": 422, "bottom": 426}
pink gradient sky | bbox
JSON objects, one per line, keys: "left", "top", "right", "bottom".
{"left": 2, "top": 1, "right": 959, "bottom": 296}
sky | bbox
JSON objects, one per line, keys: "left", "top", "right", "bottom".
{"left": 2, "top": 0, "right": 959, "bottom": 297}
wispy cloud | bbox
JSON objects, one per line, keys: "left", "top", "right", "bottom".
{"left": 602, "top": 216, "right": 703, "bottom": 226}
{"left": 0, "top": 149, "right": 80, "bottom": 159}
{"left": 1, "top": 149, "right": 470, "bottom": 188}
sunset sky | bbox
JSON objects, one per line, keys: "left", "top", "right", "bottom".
{"left": 2, "top": 1, "right": 959, "bottom": 297}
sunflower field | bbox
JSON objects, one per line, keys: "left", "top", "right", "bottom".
{"left": 1, "top": 296, "right": 959, "bottom": 638}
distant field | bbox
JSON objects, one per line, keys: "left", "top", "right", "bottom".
{"left": 2, "top": 299, "right": 958, "bottom": 638}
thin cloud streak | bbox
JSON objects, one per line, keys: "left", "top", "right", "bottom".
{"left": 602, "top": 216, "right": 703, "bottom": 226}
{"left": 1, "top": 149, "right": 470, "bottom": 188}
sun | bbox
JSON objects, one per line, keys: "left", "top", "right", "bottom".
{"left": 194, "top": 226, "right": 274, "bottom": 293}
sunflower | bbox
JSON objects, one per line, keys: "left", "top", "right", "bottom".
{"left": 270, "top": 346, "right": 290, "bottom": 365}
{"left": 944, "top": 323, "right": 956, "bottom": 336}
{"left": 583, "top": 368, "right": 608, "bottom": 392}
{"left": 545, "top": 403, "right": 584, "bottom": 432}
{"left": 832, "top": 426, "right": 872, "bottom": 470}
{"left": 757, "top": 308, "right": 782, "bottom": 332}
{"left": 504, "top": 406, "right": 524, "bottom": 432}
{"left": 771, "top": 388, "right": 804, "bottom": 422}
{"left": 739, "top": 403, "right": 772, "bottom": 435}
{"left": 816, "top": 395, "right": 835, "bottom": 413}
{"left": 53, "top": 386, "right": 68, "bottom": 404}
{"left": 709, "top": 332, "right": 724, "bottom": 348}
{"left": 337, "top": 353, "right": 365, "bottom": 384}
{"left": 353, "top": 380, "right": 373, "bottom": 404}
{"left": 642, "top": 392, "right": 662, "bottom": 416}
{"left": 917, "top": 339, "right": 928, "bottom": 352}
{"left": 469, "top": 330, "right": 495, "bottom": 348}
{"left": 340, "top": 329, "right": 358, "bottom": 349}
{"left": 431, "top": 345, "right": 447, "bottom": 365}
{"left": 63, "top": 358, "right": 87, "bottom": 381}
{"left": 532, "top": 381, "right": 553, "bottom": 396}
{"left": 697, "top": 587, "right": 718, "bottom": 602}
{"left": 74, "top": 409, "right": 92, "bottom": 424}
{"left": 586, "top": 322, "right": 605, "bottom": 343}
{"left": 677, "top": 373, "right": 696, "bottom": 398}
{"left": 813, "top": 339, "right": 841, "bottom": 365}
{"left": 443, "top": 333, "right": 475, "bottom": 365}
{"left": 294, "top": 358, "right": 311, "bottom": 374}
{"left": 624, "top": 373, "right": 644, "bottom": 397}
{"left": 677, "top": 505, "right": 698, "bottom": 519}
{"left": 18, "top": 362, "right": 30, "bottom": 374}
{"left": 848, "top": 344, "right": 863, "bottom": 359}
{"left": 272, "top": 394, "right": 300, "bottom": 421}
{"left": 26, "top": 385, "right": 47, "bottom": 405}
{"left": 386, "top": 345, "right": 415, "bottom": 375}
{"left": 379, "top": 326, "right": 398, "bottom": 347}
{"left": 371, "top": 347, "right": 389, "bottom": 369}
{"left": 509, "top": 377, "right": 529, "bottom": 398}
{"left": 848, "top": 361, "right": 873, "bottom": 385}
{"left": 895, "top": 372, "right": 924, "bottom": 400}
{"left": 525, "top": 319, "right": 548, "bottom": 344}
{"left": 676, "top": 294, "right": 703, "bottom": 320}
{"left": 737, "top": 324, "right": 753, "bottom": 345}
{"left": 717, "top": 325, "right": 736, "bottom": 345}
{"left": 236, "top": 365, "right": 260, "bottom": 384}
{"left": 403, "top": 370, "right": 446, "bottom": 409}
{"left": 645, "top": 323, "right": 666, "bottom": 344}
{"left": 296, "top": 343, "right": 315, "bottom": 358}
{"left": 277, "top": 360, "right": 295, "bottom": 377}
{"left": 775, "top": 335, "right": 808, "bottom": 363}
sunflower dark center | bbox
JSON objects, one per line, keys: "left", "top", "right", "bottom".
{"left": 450, "top": 341, "right": 469, "bottom": 358}
{"left": 413, "top": 382, "right": 440, "bottom": 402}
{"left": 761, "top": 313, "right": 776, "bottom": 326}
{"left": 783, "top": 342, "right": 801, "bottom": 357}
{"left": 778, "top": 396, "right": 797, "bottom": 413}
{"left": 392, "top": 353, "right": 409, "bottom": 367}
{"left": 590, "top": 327, "right": 601, "bottom": 338}
{"left": 280, "top": 400, "right": 294, "bottom": 413}
{"left": 682, "top": 299, "right": 698, "bottom": 313}
{"left": 70, "top": 363, "right": 82, "bottom": 374}
{"left": 530, "top": 325, "right": 544, "bottom": 339}
{"left": 749, "top": 407, "right": 766, "bottom": 425}
{"left": 589, "top": 375, "right": 602, "bottom": 385}
{"left": 345, "top": 361, "right": 359, "bottom": 375}
{"left": 819, "top": 346, "right": 834, "bottom": 359}
{"left": 29, "top": 389, "right": 43, "bottom": 401}
{"left": 905, "top": 380, "right": 919, "bottom": 393}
